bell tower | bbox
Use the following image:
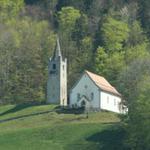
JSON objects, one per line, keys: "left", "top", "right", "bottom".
{"left": 47, "top": 37, "right": 67, "bottom": 106}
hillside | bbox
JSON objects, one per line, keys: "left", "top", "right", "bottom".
{"left": 0, "top": 1, "right": 150, "bottom": 149}
{"left": 0, "top": 104, "right": 125, "bottom": 150}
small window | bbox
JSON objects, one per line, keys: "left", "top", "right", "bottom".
{"left": 77, "top": 93, "right": 80, "bottom": 101}
{"left": 53, "top": 64, "right": 56, "bottom": 70}
{"left": 91, "top": 92, "right": 94, "bottom": 100}
{"left": 63, "top": 65, "right": 65, "bottom": 70}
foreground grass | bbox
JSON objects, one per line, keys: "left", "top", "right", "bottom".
{"left": 0, "top": 104, "right": 125, "bottom": 150}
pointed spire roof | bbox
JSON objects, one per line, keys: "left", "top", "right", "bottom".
{"left": 52, "top": 36, "right": 62, "bottom": 59}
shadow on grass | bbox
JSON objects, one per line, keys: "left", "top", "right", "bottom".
{"left": 0, "top": 102, "right": 46, "bottom": 116}
{"left": 0, "top": 104, "right": 85, "bottom": 123}
{"left": 65, "top": 125, "right": 128, "bottom": 150}
{"left": 86, "top": 125, "right": 128, "bottom": 150}
{"left": 0, "top": 102, "right": 55, "bottom": 123}
{"left": 0, "top": 110, "right": 53, "bottom": 123}
{"left": 55, "top": 106, "right": 84, "bottom": 115}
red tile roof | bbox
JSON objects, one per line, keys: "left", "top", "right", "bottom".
{"left": 85, "top": 70, "right": 121, "bottom": 97}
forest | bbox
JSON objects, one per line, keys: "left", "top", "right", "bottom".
{"left": 0, "top": 0, "right": 150, "bottom": 149}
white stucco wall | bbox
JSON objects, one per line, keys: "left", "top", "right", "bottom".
{"left": 70, "top": 73, "right": 100, "bottom": 109}
{"left": 60, "top": 58, "right": 67, "bottom": 106}
{"left": 100, "top": 91, "right": 121, "bottom": 113}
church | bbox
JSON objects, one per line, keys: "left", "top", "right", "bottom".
{"left": 47, "top": 38, "right": 126, "bottom": 113}
{"left": 69, "top": 70, "right": 125, "bottom": 113}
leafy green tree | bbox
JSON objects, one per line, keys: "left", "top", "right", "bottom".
{"left": 102, "top": 16, "right": 129, "bottom": 52}
{"left": 69, "top": 36, "right": 93, "bottom": 89}
{"left": 0, "top": 0, "right": 24, "bottom": 22}
{"left": 138, "top": 0, "right": 150, "bottom": 36}
{"left": 0, "top": 17, "right": 55, "bottom": 103}
{"left": 94, "top": 46, "right": 108, "bottom": 76}
{"left": 0, "top": 25, "right": 19, "bottom": 103}
{"left": 93, "top": 47, "right": 125, "bottom": 86}
{"left": 56, "top": 0, "right": 91, "bottom": 12}
{"left": 125, "top": 43, "right": 149, "bottom": 64}
{"left": 119, "top": 58, "right": 150, "bottom": 104}
{"left": 72, "top": 13, "right": 88, "bottom": 47}
{"left": 57, "top": 7, "right": 81, "bottom": 33}
{"left": 105, "top": 52, "right": 125, "bottom": 86}
{"left": 79, "top": 36, "right": 93, "bottom": 68}
{"left": 126, "top": 75, "right": 150, "bottom": 150}
{"left": 57, "top": 6, "right": 81, "bottom": 57}
{"left": 127, "top": 21, "right": 147, "bottom": 47}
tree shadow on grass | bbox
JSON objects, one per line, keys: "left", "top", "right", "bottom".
{"left": 0, "top": 102, "right": 46, "bottom": 116}
{"left": 86, "top": 125, "right": 128, "bottom": 150}
{"left": 65, "top": 125, "right": 128, "bottom": 150}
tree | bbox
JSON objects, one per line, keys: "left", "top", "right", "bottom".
{"left": 102, "top": 16, "right": 129, "bottom": 52}
{"left": 68, "top": 36, "right": 93, "bottom": 89}
{"left": 138, "top": 0, "right": 150, "bottom": 36}
{"left": 93, "top": 46, "right": 108, "bottom": 76}
{"left": 125, "top": 43, "right": 149, "bottom": 65}
{"left": 105, "top": 51, "right": 125, "bottom": 86}
{"left": 93, "top": 47, "right": 126, "bottom": 86}
{"left": 0, "top": 0, "right": 24, "bottom": 22}
{"left": 126, "top": 75, "right": 150, "bottom": 150}
{"left": 127, "top": 21, "right": 147, "bottom": 47}
{"left": 57, "top": 6, "right": 81, "bottom": 58}
{"left": 119, "top": 58, "right": 150, "bottom": 104}
{"left": 0, "top": 17, "right": 55, "bottom": 103}
{"left": 72, "top": 13, "right": 88, "bottom": 47}
{"left": 57, "top": 7, "right": 81, "bottom": 33}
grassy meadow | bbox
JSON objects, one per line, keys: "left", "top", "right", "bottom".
{"left": 0, "top": 104, "right": 125, "bottom": 150}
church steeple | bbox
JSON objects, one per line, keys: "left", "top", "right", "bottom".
{"left": 47, "top": 36, "right": 67, "bottom": 106}
{"left": 53, "top": 36, "right": 62, "bottom": 59}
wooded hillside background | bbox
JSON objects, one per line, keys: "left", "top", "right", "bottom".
{"left": 0, "top": 0, "right": 150, "bottom": 103}
{"left": 0, "top": 1, "right": 150, "bottom": 149}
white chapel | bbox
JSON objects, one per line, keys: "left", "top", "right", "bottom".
{"left": 69, "top": 70, "right": 126, "bottom": 113}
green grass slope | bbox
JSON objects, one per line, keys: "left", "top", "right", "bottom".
{"left": 0, "top": 104, "right": 125, "bottom": 150}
